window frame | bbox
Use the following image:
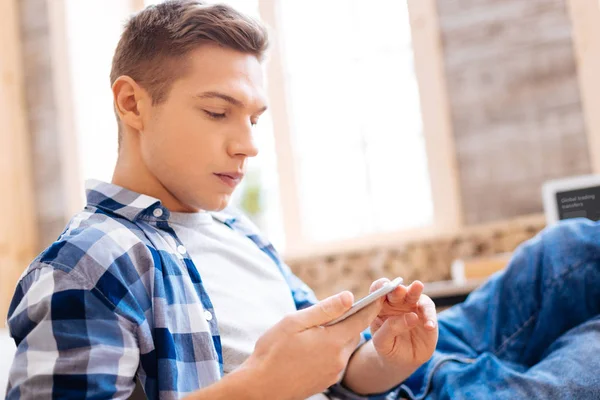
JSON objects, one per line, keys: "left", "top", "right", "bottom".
{"left": 31, "top": 0, "right": 600, "bottom": 273}
{"left": 258, "top": 0, "right": 463, "bottom": 259}
{"left": 127, "top": 0, "right": 464, "bottom": 259}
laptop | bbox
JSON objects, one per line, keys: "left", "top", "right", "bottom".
{"left": 542, "top": 174, "right": 600, "bottom": 224}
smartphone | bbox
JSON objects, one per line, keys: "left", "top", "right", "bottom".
{"left": 323, "top": 277, "right": 404, "bottom": 326}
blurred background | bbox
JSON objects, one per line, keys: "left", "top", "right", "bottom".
{"left": 2, "top": 0, "right": 600, "bottom": 390}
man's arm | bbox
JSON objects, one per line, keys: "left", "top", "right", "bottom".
{"left": 6, "top": 265, "right": 139, "bottom": 399}
{"left": 182, "top": 365, "right": 265, "bottom": 400}
{"left": 341, "top": 339, "right": 416, "bottom": 396}
{"left": 333, "top": 280, "right": 439, "bottom": 398}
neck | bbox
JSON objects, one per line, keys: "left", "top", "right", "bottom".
{"left": 111, "top": 134, "right": 197, "bottom": 212}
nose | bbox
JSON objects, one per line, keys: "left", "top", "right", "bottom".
{"left": 227, "top": 123, "right": 259, "bottom": 158}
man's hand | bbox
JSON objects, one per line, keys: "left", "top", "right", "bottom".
{"left": 235, "top": 290, "right": 383, "bottom": 400}
{"left": 340, "top": 278, "right": 438, "bottom": 396}
{"left": 369, "top": 278, "right": 438, "bottom": 368}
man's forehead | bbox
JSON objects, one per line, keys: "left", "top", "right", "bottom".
{"left": 182, "top": 46, "right": 267, "bottom": 105}
{"left": 186, "top": 45, "right": 264, "bottom": 77}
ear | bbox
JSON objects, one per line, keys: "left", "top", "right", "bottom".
{"left": 112, "top": 75, "right": 149, "bottom": 133}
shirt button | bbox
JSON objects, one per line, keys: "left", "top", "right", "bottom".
{"left": 177, "top": 245, "right": 187, "bottom": 255}
{"left": 204, "top": 310, "right": 213, "bottom": 321}
{"left": 153, "top": 208, "right": 163, "bottom": 217}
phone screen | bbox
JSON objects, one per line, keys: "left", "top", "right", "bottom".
{"left": 323, "top": 277, "right": 403, "bottom": 326}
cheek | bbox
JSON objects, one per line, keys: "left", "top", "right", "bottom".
{"left": 143, "top": 109, "right": 224, "bottom": 175}
{"left": 152, "top": 106, "right": 194, "bottom": 143}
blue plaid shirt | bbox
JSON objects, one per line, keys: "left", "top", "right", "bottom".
{"left": 6, "top": 180, "right": 402, "bottom": 399}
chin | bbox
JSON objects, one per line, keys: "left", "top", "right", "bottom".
{"left": 202, "top": 195, "right": 231, "bottom": 211}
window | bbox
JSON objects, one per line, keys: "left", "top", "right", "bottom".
{"left": 67, "top": 0, "right": 435, "bottom": 256}
{"left": 64, "top": 0, "right": 132, "bottom": 184}
{"left": 278, "top": 0, "right": 433, "bottom": 244}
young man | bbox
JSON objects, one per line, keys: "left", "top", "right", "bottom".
{"left": 5, "top": 1, "right": 600, "bottom": 399}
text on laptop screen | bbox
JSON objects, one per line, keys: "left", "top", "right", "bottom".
{"left": 555, "top": 186, "right": 600, "bottom": 221}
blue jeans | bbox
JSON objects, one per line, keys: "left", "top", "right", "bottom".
{"left": 399, "top": 218, "right": 600, "bottom": 399}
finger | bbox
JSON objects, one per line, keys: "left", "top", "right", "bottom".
{"left": 385, "top": 313, "right": 420, "bottom": 333}
{"left": 404, "top": 281, "right": 424, "bottom": 305}
{"left": 293, "top": 291, "right": 354, "bottom": 329}
{"left": 418, "top": 295, "right": 438, "bottom": 330}
{"left": 371, "top": 313, "right": 419, "bottom": 353}
{"left": 330, "top": 297, "right": 383, "bottom": 338}
{"left": 369, "top": 278, "right": 390, "bottom": 294}
{"left": 386, "top": 284, "right": 408, "bottom": 303}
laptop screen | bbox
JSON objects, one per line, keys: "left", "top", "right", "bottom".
{"left": 555, "top": 185, "right": 600, "bottom": 221}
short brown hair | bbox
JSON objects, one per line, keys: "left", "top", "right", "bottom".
{"left": 110, "top": 0, "right": 269, "bottom": 138}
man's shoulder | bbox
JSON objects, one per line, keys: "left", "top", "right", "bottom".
{"left": 24, "top": 207, "right": 156, "bottom": 293}
{"left": 8, "top": 207, "right": 157, "bottom": 328}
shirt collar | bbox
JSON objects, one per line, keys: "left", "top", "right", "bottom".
{"left": 85, "top": 179, "right": 162, "bottom": 221}
{"left": 84, "top": 179, "right": 239, "bottom": 224}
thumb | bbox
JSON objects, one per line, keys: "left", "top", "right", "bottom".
{"left": 293, "top": 291, "right": 354, "bottom": 329}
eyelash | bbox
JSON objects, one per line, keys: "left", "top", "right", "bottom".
{"left": 204, "top": 110, "right": 226, "bottom": 120}
{"left": 203, "top": 110, "right": 259, "bottom": 127}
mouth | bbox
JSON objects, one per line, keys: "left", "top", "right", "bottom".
{"left": 214, "top": 172, "right": 244, "bottom": 189}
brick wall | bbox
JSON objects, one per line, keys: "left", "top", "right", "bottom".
{"left": 287, "top": 215, "right": 546, "bottom": 300}
{"left": 437, "top": 0, "right": 592, "bottom": 224}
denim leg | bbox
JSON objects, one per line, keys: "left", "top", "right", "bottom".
{"left": 399, "top": 218, "right": 600, "bottom": 399}
{"left": 423, "top": 315, "right": 600, "bottom": 399}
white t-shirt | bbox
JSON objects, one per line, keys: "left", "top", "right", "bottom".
{"left": 168, "top": 211, "right": 298, "bottom": 374}
{"left": 169, "top": 212, "right": 330, "bottom": 399}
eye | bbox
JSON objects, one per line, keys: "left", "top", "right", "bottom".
{"left": 251, "top": 117, "right": 259, "bottom": 127}
{"left": 203, "top": 110, "right": 226, "bottom": 120}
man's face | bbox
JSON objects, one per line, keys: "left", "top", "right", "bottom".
{"left": 140, "top": 45, "right": 267, "bottom": 211}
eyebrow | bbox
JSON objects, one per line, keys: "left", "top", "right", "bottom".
{"left": 196, "top": 91, "right": 268, "bottom": 113}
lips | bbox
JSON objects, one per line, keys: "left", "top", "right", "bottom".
{"left": 214, "top": 172, "right": 243, "bottom": 188}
